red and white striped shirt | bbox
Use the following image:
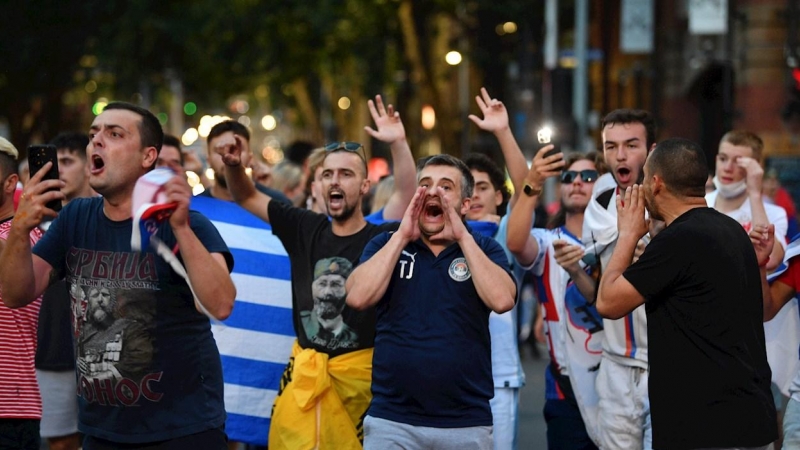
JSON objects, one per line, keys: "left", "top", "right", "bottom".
{"left": 0, "top": 218, "right": 44, "bottom": 419}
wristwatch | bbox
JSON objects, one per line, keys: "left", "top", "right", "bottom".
{"left": 523, "top": 183, "right": 542, "bottom": 197}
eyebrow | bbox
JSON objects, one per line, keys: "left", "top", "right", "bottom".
{"left": 89, "top": 123, "right": 128, "bottom": 133}
{"left": 604, "top": 137, "right": 640, "bottom": 145}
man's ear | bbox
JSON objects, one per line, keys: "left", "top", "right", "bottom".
{"left": 652, "top": 174, "right": 664, "bottom": 195}
{"left": 3, "top": 173, "right": 18, "bottom": 194}
{"left": 460, "top": 197, "right": 471, "bottom": 216}
{"left": 494, "top": 189, "right": 503, "bottom": 207}
{"left": 142, "top": 146, "right": 158, "bottom": 169}
{"left": 361, "top": 178, "right": 371, "bottom": 196}
{"left": 648, "top": 142, "right": 657, "bottom": 154}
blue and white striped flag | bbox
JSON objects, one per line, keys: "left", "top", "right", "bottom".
{"left": 191, "top": 195, "right": 294, "bottom": 446}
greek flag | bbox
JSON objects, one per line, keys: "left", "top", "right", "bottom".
{"left": 191, "top": 195, "right": 294, "bottom": 446}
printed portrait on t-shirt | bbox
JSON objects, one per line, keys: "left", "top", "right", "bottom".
{"left": 301, "top": 257, "right": 359, "bottom": 351}
{"left": 67, "top": 248, "right": 159, "bottom": 407}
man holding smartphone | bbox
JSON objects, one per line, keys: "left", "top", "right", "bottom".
{"left": 0, "top": 137, "right": 46, "bottom": 449}
{"left": 0, "top": 103, "right": 236, "bottom": 449}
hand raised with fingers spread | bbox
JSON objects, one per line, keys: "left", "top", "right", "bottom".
{"left": 365, "top": 95, "right": 406, "bottom": 144}
{"left": 215, "top": 134, "right": 246, "bottom": 167}
{"left": 397, "top": 186, "right": 426, "bottom": 243}
{"left": 616, "top": 185, "right": 649, "bottom": 240}
{"left": 468, "top": 87, "right": 509, "bottom": 133}
{"left": 14, "top": 161, "right": 65, "bottom": 232}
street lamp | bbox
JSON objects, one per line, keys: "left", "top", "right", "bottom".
{"left": 445, "top": 51, "right": 463, "bottom": 66}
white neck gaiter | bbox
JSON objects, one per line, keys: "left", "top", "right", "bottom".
{"left": 712, "top": 176, "right": 747, "bottom": 199}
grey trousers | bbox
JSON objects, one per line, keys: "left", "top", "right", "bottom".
{"left": 363, "top": 415, "right": 493, "bottom": 450}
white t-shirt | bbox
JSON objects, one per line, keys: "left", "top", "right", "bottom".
{"left": 583, "top": 173, "right": 648, "bottom": 369}
{"left": 705, "top": 191, "right": 788, "bottom": 249}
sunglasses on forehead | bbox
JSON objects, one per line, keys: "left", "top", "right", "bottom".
{"left": 324, "top": 141, "right": 367, "bottom": 163}
{"left": 560, "top": 169, "right": 599, "bottom": 184}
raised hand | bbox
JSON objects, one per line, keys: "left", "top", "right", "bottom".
{"left": 468, "top": 87, "right": 510, "bottom": 133}
{"left": 14, "top": 161, "right": 65, "bottom": 231}
{"left": 214, "top": 134, "right": 246, "bottom": 167}
{"left": 616, "top": 185, "right": 649, "bottom": 240}
{"left": 365, "top": 95, "right": 406, "bottom": 144}
{"left": 524, "top": 145, "right": 565, "bottom": 191}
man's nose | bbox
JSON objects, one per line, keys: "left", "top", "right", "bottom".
{"left": 616, "top": 146, "right": 627, "bottom": 160}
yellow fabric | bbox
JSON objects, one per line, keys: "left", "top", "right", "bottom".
{"left": 269, "top": 340, "right": 373, "bottom": 450}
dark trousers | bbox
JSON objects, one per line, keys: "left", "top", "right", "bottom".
{"left": 0, "top": 419, "right": 40, "bottom": 450}
{"left": 83, "top": 427, "right": 227, "bottom": 450}
{"left": 544, "top": 398, "right": 598, "bottom": 450}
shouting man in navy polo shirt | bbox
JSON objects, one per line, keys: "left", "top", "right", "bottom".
{"left": 347, "top": 154, "right": 517, "bottom": 450}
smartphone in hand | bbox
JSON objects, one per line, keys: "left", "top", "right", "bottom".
{"left": 537, "top": 127, "right": 562, "bottom": 162}
{"left": 27, "top": 144, "right": 62, "bottom": 212}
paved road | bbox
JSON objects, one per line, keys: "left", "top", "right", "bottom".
{"left": 517, "top": 344, "right": 549, "bottom": 448}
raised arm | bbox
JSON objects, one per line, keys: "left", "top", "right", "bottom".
{"left": 468, "top": 87, "right": 528, "bottom": 208}
{"left": 364, "top": 95, "right": 416, "bottom": 221}
{"left": 596, "top": 186, "right": 648, "bottom": 319}
{"left": 218, "top": 135, "right": 273, "bottom": 223}
{"left": 740, "top": 157, "right": 784, "bottom": 270}
{"left": 347, "top": 187, "right": 425, "bottom": 310}
{"left": 165, "top": 175, "right": 236, "bottom": 320}
{"left": 0, "top": 164, "right": 62, "bottom": 307}
{"left": 507, "top": 145, "right": 563, "bottom": 266}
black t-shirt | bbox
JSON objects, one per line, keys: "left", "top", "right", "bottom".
{"left": 35, "top": 280, "right": 75, "bottom": 370}
{"left": 624, "top": 207, "right": 777, "bottom": 449}
{"left": 268, "top": 200, "right": 398, "bottom": 357}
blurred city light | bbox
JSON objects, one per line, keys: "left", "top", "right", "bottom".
{"left": 198, "top": 115, "right": 232, "bottom": 138}
{"left": 184, "top": 102, "right": 198, "bottom": 115}
{"left": 445, "top": 51, "right": 463, "bottom": 66}
{"left": 186, "top": 170, "right": 200, "bottom": 187}
{"left": 205, "top": 168, "right": 215, "bottom": 181}
{"left": 503, "top": 22, "right": 518, "bottom": 34}
{"left": 261, "top": 114, "right": 277, "bottom": 131}
{"left": 238, "top": 116, "right": 251, "bottom": 127}
{"left": 231, "top": 99, "right": 250, "bottom": 114}
{"left": 338, "top": 97, "right": 352, "bottom": 110}
{"left": 85, "top": 80, "right": 97, "bottom": 93}
{"left": 421, "top": 105, "right": 436, "bottom": 130}
{"left": 92, "top": 101, "right": 108, "bottom": 116}
{"left": 181, "top": 128, "right": 199, "bottom": 146}
{"left": 157, "top": 112, "right": 168, "bottom": 125}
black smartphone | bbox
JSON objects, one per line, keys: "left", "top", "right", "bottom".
{"left": 538, "top": 127, "right": 562, "bottom": 161}
{"left": 27, "top": 144, "right": 62, "bottom": 212}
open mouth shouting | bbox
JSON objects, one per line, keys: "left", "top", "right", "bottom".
{"left": 616, "top": 166, "right": 632, "bottom": 186}
{"left": 423, "top": 199, "right": 444, "bottom": 223}
{"left": 90, "top": 154, "right": 105, "bottom": 175}
{"left": 327, "top": 189, "right": 345, "bottom": 210}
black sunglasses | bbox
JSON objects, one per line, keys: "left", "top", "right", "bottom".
{"left": 560, "top": 169, "right": 599, "bottom": 184}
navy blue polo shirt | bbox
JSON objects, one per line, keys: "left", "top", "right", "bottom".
{"left": 360, "top": 230, "right": 512, "bottom": 428}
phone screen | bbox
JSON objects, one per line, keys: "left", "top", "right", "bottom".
{"left": 27, "top": 144, "right": 62, "bottom": 212}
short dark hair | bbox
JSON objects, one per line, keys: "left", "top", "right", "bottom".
{"left": 49, "top": 132, "right": 90, "bottom": 160}
{"left": 102, "top": 102, "right": 163, "bottom": 152}
{"left": 601, "top": 109, "right": 657, "bottom": 149}
{"left": 286, "top": 140, "right": 316, "bottom": 165}
{"left": 207, "top": 120, "right": 250, "bottom": 144}
{"left": 647, "top": 138, "right": 708, "bottom": 198}
{"left": 464, "top": 153, "right": 510, "bottom": 213}
{"left": 416, "top": 154, "right": 475, "bottom": 200}
{"left": 162, "top": 134, "right": 184, "bottom": 166}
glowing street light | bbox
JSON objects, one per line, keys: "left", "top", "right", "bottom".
{"left": 261, "top": 114, "right": 277, "bottom": 131}
{"left": 338, "top": 97, "right": 352, "bottom": 110}
{"left": 421, "top": 105, "right": 436, "bottom": 130}
{"left": 445, "top": 51, "right": 463, "bottom": 66}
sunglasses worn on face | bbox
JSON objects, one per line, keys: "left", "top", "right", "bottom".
{"left": 561, "top": 169, "right": 599, "bottom": 184}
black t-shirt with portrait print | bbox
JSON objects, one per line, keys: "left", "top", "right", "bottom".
{"left": 268, "top": 200, "right": 398, "bottom": 357}
{"left": 623, "top": 207, "right": 777, "bottom": 450}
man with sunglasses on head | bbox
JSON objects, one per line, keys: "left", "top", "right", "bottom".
{"left": 217, "top": 98, "right": 412, "bottom": 450}
{"left": 507, "top": 148, "right": 606, "bottom": 449}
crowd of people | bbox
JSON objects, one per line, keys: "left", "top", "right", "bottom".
{"left": 0, "top": 86, "right": 798, "bottom": 450}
